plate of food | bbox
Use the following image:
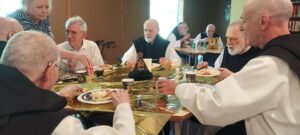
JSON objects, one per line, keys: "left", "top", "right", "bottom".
{"left": 196, "top": 68, "right": 220, "bottom": 77}
{"left": 77, "top": 89, "right": 114, "bottom": 104}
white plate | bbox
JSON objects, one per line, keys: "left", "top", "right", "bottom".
{"left": 77, "top": 89, "right": 113, "bottom": 104}
{"left": 196, "top": 68, "right": 220, "bottom": 77}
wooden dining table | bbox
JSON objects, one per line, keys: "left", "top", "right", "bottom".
{"left": 55, "top": 65, "right": 192, "bottom": 135}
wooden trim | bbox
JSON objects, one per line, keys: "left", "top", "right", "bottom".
{"left": 120, "top": 0, "right": 125, "bottom": 52}
{"left": 67, "top": 0, "right": 71, "bottom": 18}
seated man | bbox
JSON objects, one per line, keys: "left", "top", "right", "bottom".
{"left": 157, "top": 0, "right": 300, "bottom": 134}
{"left": 167, "top": 22, "right": 191, "bottom": 48}
{"left": 58, "top": 16, "right": 104, "bottom": 72}
{"left": 195, "top": 20, "right": 261, "bottom": 135}
{"left": 122, "top": 19, "right": 181, "bottom": 69}
{"left": 194, "top": 24, "right": 224, "bottom": 66}
{"left": 0, "top": 17, "right": 23, "bottom": 56}
{"left": 194, "top": 24, "right": 224, "bottom": 47}
{"left": 0, "top": 16, "right": 94, "bottom": 72}
{"left": 0, "top": 31, "right": 135, "bottom": 135}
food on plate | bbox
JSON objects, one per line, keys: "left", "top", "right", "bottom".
{"left": 90, "top": 90, "right": 111, "bottom": 102}
{"left": 196, "top": 68, "right": 220, "bottom": 76}
{"left": 100, "top": 64, "right": 113, "bottom": 70}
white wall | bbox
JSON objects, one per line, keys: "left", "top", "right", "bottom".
{"left": 230, "top": 0, "right": 245, "bottom": 22}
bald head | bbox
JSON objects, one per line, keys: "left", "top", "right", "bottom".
{"left": 244, "top": 0, "right": 292, "bottom": 22}
{"left": 0, "top": 17, "right": 23, "bottom": 41}
{"left": 1, "top": 31, "right": 59, "bottom": 82}
{"left": 143, "top": 19, "right": 160, "bottom": 43}
{"left": 241, "top": 0, "right": 292, "bottom": 48}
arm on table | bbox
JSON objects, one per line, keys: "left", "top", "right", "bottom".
{"left": 175, "top": 56, "right": 288, "bottom": 126}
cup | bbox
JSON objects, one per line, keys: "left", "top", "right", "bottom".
{"left": 122, "top": 78, "right": 134, "bottom": 90}
{"left": 143, "top": 58, "right": 152, "bottom": 71}
{"left": 186, "top": 71, "right": 196, "bottom": 83}
{"left": 171, "top": 59, "right": 181, "bottom": 67}
{"left": 94, "top": 67, "right": 104, "bottom": 78}
{"left": 76, "top": 70, "right": 87, "bottom": 83}
{"left": 156, "top": 77, "right": 167, "bottom": 95}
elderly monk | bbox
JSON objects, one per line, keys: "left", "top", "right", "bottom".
{"left": 0, "top": 31, "right": 135, "bottom": 135}
{"left": 157, "top": 0, "right": 300, "bottom": 134}
{"left": 122, "top": 19, "right": 181, "bottom": 70}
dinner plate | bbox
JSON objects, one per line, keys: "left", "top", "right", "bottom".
{"left": 196, "top": 68, "right": 220, "bottom": 77}
{"left": 77, "top": 89, "right": 113, "bottom": 104}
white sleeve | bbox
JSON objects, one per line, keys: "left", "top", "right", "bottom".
{"left": 165, "top": 45, "right": 181, "bottom": 65}
{"left": 175, "top": 56, "right": 288, "bottom": 126}
{"left": 90, "top": 42, "right": 105, "bottom": 66}
{"left": 121, "top": 44, "right": 137, "bottom": 64}
{"left": 214, "top": 49, "right": 224, "bottom": 68}
{"left": 51, "top": 103, "right": 135, "bottom": 135}
{"left": 217, "top": 37, "right": 224, "bottom": 47}
{"left": 167, "top": 33, "right": 181, "bottom": 48}
{"left": 194, "top": 33, "right": 201, "bottom": 45}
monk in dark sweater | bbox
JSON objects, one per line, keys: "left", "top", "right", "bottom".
{"left": 122, "top": 19, "right": 181, "bottom": 70}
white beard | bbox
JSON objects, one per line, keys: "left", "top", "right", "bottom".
{"left": 144, "top": 38, "right": 154, "bottom": 43}
{"left": 227, "top": 44, "right": 246, "bottom": 56}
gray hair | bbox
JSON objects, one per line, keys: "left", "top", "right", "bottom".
{"left": 228, "top": 20, "right": 242, "bottom": 27}
{"left": 206, "top": 24, "right": 216, "bottom": 33}
{"left": 21, "top": 0, "right": 53, "bottom": 13}
{"left": 245, "top": 0, "right": 292, "bottom": 22}
{"left": 144, "top": 19, "right": 160, "bottom": 30}
{"left": 228, "top": 20, "right": 244, "bottom": 37}
{"left": 0, "top": 31, "right": 59, "bottom": 80}
{"left": 65, "top": 16, "right": 88, "bottom": 32}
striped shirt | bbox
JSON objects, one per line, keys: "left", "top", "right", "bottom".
{"left": 7, "top": 9, "right": 53, "bottom": 37}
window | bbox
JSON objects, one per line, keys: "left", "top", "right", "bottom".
{"left": 150, "top": 0, "right": 184, "bottom": 38}
{"left": 0, "top": 0, "right": 21, "bottom": 16}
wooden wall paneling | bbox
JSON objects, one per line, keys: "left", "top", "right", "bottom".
{"left": 51, "top": 0, "right": 68, "bottom": 44}
{"left": 70, "top": 0, "right": 122, "bottom": 64}
{"left": 123, "top": 0, "right": 150, "bottom": 53}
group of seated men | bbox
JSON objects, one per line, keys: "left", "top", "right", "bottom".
{"left": 1, "top": 0, "right": 300, "bottom": 134}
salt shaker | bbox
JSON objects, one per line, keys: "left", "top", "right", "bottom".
{"left": 137, "top": 95, "right": 142, "bottom": 107}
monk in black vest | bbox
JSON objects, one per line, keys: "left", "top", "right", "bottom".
{"left": 0, "top": 31, "right": 135, "bottom": 135}
{"left": 194, "top": 24, "right": 224, "bottom": 66}
{"left": 122, "top": 19, "right": 181, "bottom": 70}
{"left": 194, "top": 24, "right": 224, "bottom": 47}
{"left": 167, "top": 22, "right": 191, "bottom": 48}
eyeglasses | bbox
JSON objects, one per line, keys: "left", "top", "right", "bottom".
{"left": 33, "top": 58, "right": 59, "bottom": 84}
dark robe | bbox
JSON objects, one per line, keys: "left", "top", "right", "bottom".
{"left": 201, "top": 32, "right": 220, "bottom": 39}
{"left": 171, "top": 26, "right": 183, "bottom": 40}
{"left": 0, "top": 41, "right": 6, "bottom": 57}
{"left": 133, "top": 35, "right": 169, "bottom": 63}
{"left": 221, "top": 47, "right": 261, "bottom": 72}
{"left": 0, "top": 65, "right": 68, "bottom": 135}
{"left": 260, "top": 34, "right": 300, "bottom": 78}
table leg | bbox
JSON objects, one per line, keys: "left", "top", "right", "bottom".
{"left": 188, "top": 55, "right": 191, "bottom": 66}
{"left": 174, "top": 121, "right": 181, "bottom": 135}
